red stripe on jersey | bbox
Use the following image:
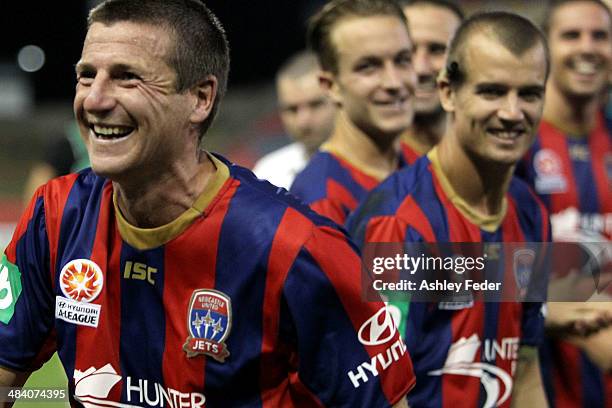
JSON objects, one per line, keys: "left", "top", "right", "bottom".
{"left": 5, "top": 187, "right": 44, "bottom": 262}
{"left": 445, "top": 305, "right": 485, "bottom": 408}
{"left": 260, "top": 207, "right": 319, "bottom": 408}
{"left": 75, "top": 182, "right": 123, "bottom": 401}
{"left": 323, "top": 178, "right": 359, "bottom": 224}
{"left": 161, "top": 178, "right": 238, "bottom": 390}
{"left": 589, "top": 114, "right": 612, "bottom": 213}
{"left": 400, "top": 142, "right": 421, "bottom": 166}
{"left": 304, "top": 227, "right": 415, "bottom": 404}
{"left": 365, "top": 216, "right": 408, "bottom": 243}
{"left": 395, "top": 196, "right": 436, "bottom": 242}
{"left": 311, "top": 200, "right": 348, "bottom": 227}
{"left": 539, "top": 121, "right": 580, "bottom": 213}
{"left": 45, "top": 175, "right": 79, "bottom": 290}
{"left": 333, "top": 154, "right": 380, "bottom": 191}
{"left": 501, "top": 198, "right": 526, "bottom": 242}
{"left": 553, "top": 341, "right": 583, "bottom": 408}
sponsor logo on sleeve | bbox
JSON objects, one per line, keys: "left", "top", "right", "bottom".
{"left": 358, "top": 306, "right": 397, "bottom": 346}
{"left": 0, "top": 254, "right": 22, "bottom": 324}
{"left": 55, "top": 259, "right": 103, "bottom": 328}
{"left": 348, "top": 306, "right": 407, "bottom": 388}
{"left": 183, "top": 289, "right": 232, "bottom": 362}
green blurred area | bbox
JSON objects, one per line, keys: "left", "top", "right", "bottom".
{"left": 16, "top": 353, "right": 68, "bottom": 408}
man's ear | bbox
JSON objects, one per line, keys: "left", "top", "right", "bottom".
{"left": 437, "top": 70, "right": 455, "bottom": 114}
{"left": 319, "top": 71, "right": 342, "bottom": 106}
{"left": 190, "top": 75, "right": 218, "bottom": 124}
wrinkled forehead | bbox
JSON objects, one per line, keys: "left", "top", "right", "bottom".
{"left": 82, "top": 21, "right": 174, "bottom": 60}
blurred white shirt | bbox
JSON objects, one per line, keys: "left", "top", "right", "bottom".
{"left": 252, "top": 142, "right": 308, "bottom": 189}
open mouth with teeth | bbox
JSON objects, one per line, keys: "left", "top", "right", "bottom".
{"left": 487, "top": 129, "right": 525, "bottom": 141}
{"left": 569, "top": 59, "right": 602, "bottom": 76}
{"left": 91, "top": 124, "right": 135, "bottom": 140}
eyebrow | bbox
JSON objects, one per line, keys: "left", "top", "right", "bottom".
{"left": 475, "top": 82, "right": 544, "bottom": 90}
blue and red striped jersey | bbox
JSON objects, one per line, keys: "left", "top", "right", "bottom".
{"left": 347, "top": 148, "right": 550, "bottom": 408}
{"left": 519, "top": 116, "right": 612, "bottom": 408}
{"left": 290, "top": 150, "right": 380, "bottom": 225}
{"left": 399, "top": 140, "right": 422, "bottom": 166}
{"left": 0, "top": 154, "right": 414, "bottom": 407}
{"left": 519, "top": 116, "right": 611, "bottom": 239}
{"left": 540, "top": 338, "right": 612, "bottom": 408}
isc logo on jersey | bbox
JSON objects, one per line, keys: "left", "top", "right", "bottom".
{"left": 348, "top": 306, "right": 407, "bottom": 388}
{"left": 55, "top": 259, "right": 104, "bottom": 328}
{"left": 0, "top": 254, "right": 22, "bottom": 325}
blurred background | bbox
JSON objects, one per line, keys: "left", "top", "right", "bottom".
{"left": 0, "top": 0, "right": 548, "bottom": 250}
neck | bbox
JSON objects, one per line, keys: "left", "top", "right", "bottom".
{"left": 437, "top": 133, "right": 513, "bottom": 216}
{"left": 543, "top": 83, "right": 600, "bottom": 136}
{"left": 323, "top": 112, "right": 400, "bottom": 180}
{"left": 113, "top": 150, "right": 216, "bottom": 228}
{"left": 403, "top": 111, "right": 446, "bottom": 154}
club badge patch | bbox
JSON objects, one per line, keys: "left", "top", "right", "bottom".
{"left": 513, "top": 248, "right": 535, "bottom": 298}
{"left": 183, "top": 289, "right": 232, "bottom": 362}
{"left": 533, "top": 149, "right": 567, "bottom": 194}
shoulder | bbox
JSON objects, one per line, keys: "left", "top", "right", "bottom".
{"left": 290, "top": 151, "right": 349, "bottom": 196}
{"left": 219, "top": 154, "right": 345, "bottom": 241}
{"left": 42, "top": 168, "right": 108, "bottom": 209}
{"left": 347, "top": 156, "right": 438, "bottom": 244}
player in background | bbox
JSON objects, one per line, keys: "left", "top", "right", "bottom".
{"left": 397, "top": 0, "right": 463, "bottom": 165}
{"left": 519, "top": 0, "right": 611, "bottom": 241}
{"left": 347, "top": 12, "right": 551, "bottom": 407}
{"left": 290, "top": 0, "right": 416, "bottom": 225}
{"left": 516, "top": 1, "right": 612, "bottom": 406}
{"left": 22, "top": 122, "right": 89, "bottom": 206}
{"left": 0, "top": 1, "right": 415, "bottom": 406}
{"left": 252, "top": 50, "right": 336, "bottom": 189}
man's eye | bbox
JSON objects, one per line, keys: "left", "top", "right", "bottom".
{"left": 120, "top": 72, "right": 140, "bottom": 81}
{"left": 520, "top": 91, "right": 543, "bottom": 102}
{"left": 560, "top": 31, "right": 580, "bottom": 40}
{"left": 428, "top": 44, "right": 446, "bottom": 56}
{"left": 395, "top": 55, "right": 412, "bottom": 67}
{"left": 77, "top": 71, "right": 95, "bottom": 84}
{"left": 478, "top": 88, "right": 505, "bottom": 98}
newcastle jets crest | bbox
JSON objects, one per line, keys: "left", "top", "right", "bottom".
{"left": 183, "top": 289, "right": 232, "bottom": 362}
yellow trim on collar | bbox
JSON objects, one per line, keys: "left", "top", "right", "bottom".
{"left": 114, "top": 154, "right": 230, "bottom": 250}
{"left": 427, "top": 147, "right": 507, "bottom": 233}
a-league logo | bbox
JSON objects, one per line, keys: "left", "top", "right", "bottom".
{"left": 183, "top": 289, "right": 232, "bottom": 362}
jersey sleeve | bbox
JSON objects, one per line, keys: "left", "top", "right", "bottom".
{"left": 281, "top": 224, "right": 415, "bottom": 407}
{"left": 0, "top": 187, "right": 56, "bottom": 371}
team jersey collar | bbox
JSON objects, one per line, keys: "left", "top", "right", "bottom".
{"left": 427, "top": 147, "right": 507, "bottom": 232}
{"left": 114, "top": 153, "right": 230, "bottom": 250}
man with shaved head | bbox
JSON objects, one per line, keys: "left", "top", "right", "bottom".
{"left": 348, "top": 12, "right": 551, "bottom": 406}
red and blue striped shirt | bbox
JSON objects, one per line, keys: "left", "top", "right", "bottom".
{"left": 347, "top": 148, "right": 550, "bottom": 408}
{"left": 0, "top": 154, "right": 414, "bottom": 407}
